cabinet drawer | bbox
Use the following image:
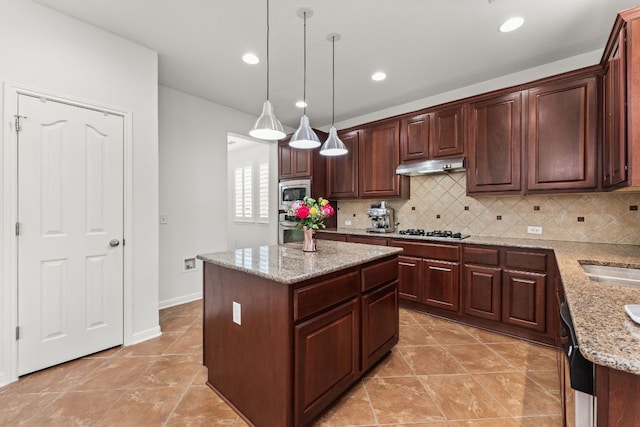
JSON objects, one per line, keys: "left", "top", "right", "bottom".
{"left": 391, "top": 240, "right": 459, "bottom": 261}
{"left": 361, "top": 257, "right": 398, "bottom": 292}
{"left": 294, "top": 271, "right": 359, "bottom": 321}
{"left": 316, "top": 232, "right": 348, "bottom": 242}
{"left": 348, "top": 235, "right": 389, "bottom": 246}
{"left": 505, "top": 250, "right": 547, "bottom": 272}
{"left": 463, "top": 246, "right": 499, "bottom": 266}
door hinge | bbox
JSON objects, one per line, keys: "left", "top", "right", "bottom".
{"left": 15, "top": 326, "right": 20, "bottom": 340}
{"left": 14, "top": 115, "right": 27, "bottom": 133}
{"left": 15, "top": 222, "right": 20, "bottom": 236}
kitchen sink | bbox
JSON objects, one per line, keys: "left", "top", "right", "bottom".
{"left": 581, "top": 264, "right": 640, "bottom": 288}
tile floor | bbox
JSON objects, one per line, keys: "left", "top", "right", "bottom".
{"left": 0, "top": 300, "right": 563, "bottom": 426}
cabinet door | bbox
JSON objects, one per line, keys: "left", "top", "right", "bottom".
{"left": 422, "top": 260, "right": 459, "bottom": 312}
{"left": 362, "top": 281, "right": 399, "bottom": 371}
{"left": 294, "top": 298, "right": 360, "bottom": 426}
{"left": 359, "top": 121, "right": 405, "bottom": 198}
{"left": 502, "top": 269, "right": 546, "bottom": 332}
{"left": 527, "top": 76, "right": 597, "bottom": 191}
{"left": 279, "top": 140, "right": 312, "bottom": 179}
{"left": 400, "top": 113, "right": 431, "bottom": 162}
{"left": 327, "top": 130, "right": 359, "bottom": 199}
{"left": 603, "top": 29, "right": 627, "bottom": 188}
{"left": 468, "top": 92, "right": 523, "bottom": 194}
{"left": 464, "top": 265, "right": 502, "bottom": 321}
{"left": 397, "top": 256, "right": 422, "bottom": 302}
{"left": 431, "top": 104, "right": 466, "bottom": 158}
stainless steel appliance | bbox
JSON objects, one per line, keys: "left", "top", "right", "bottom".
{"left": 398, "top": 229, "right": 470, "bottom": 239}
{"left": 278, "top": 179, "right": 311, "bottom": 211}
{"left": 367, "top": 202, "right": 396, "bottom": 233}
{"left": 559, "top": 300, "right": 595, "bottom": 427}
{"left": 278, "top": 213, "right": 303, "bottom": 244}
{"left": 396, "top": 157, "right": 466, "bottom": 176}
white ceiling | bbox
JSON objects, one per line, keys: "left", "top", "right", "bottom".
{"left": 33, "top": 0, "right": 640, "bottom": 129}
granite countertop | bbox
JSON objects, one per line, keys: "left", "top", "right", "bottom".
{"left": 320, "top": 228, "right": 640, "bottom": 374}
{"left": 197, "top": 241, "right": 402, "bottom": 286}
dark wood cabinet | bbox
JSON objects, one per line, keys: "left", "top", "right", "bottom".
{"left": 361, "top": 281, "right": 398, "bottom": 371}
{"left": 502, "top": 269, "right": 546, "bottom": 332}
{"left": 464, "top": 265, "right": 502, "bottom": 321}
{"left": 399, "top": 104, "right": 466, "bottom": 164}
{"left": 400, "top": 113, "right": 430, "bottom": 162}
{"left": 315, "top": 232, "right": 347, "bottom": 242}
{"left": 327, "top": 130, "right": 359, "bottom": 199}
{"left": 423, "top": 259, "right": 460, "bottom": 312}
{"left": 527, "top": 76, "right": 598, "bottom": 191}
{"left": 294, "top": 298, "right": 360, "bottom": 426}
{"left": 359, "top": 121, "right": 408, "bottom": 199}
{"left": 279, "top": 140, "right": 312, "bottom": 179}
{"left": 431, "top": 104, "right": 466, "bottom": 158}
{"left": 603, "top": 28, "right": 628, "bottom": 188}
{"left": 347, "top": 235, "right": 389, "bottom": 246}
{"left": 468, "top": 92, "right": 524, "bottom": 194}
{"left": 397, "top": 256, "right": 422, "bottom": 302}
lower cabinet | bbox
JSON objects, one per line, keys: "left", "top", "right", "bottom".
{"left": 423, "top": 259, "right": 459, "bottom": 312}
{"left": 464, "top": 264, "right": 502, "bottom": 321}
{"left": 398, "top": 256, "right": 422, "bottom": 302}
{"left": 362, "top": 281, "right": 399, "bottom": 371}
{"left": 502, "top": 269, "right": 546, "bottom": 332}
{"left": 294, "top": 298, "right": 360, "bottom": 426}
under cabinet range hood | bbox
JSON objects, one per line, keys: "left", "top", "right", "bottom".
{"left": 395, "top": 157, "right": 466, "bottom": 176}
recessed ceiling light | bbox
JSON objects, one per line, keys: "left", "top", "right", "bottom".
{"left": 295, "top": 100, "right": 307, "bottom": 108}
{"left": 371, "top": 71, "right": 387, "bottom": 81}
{"left": 242, "top": 53, "right": 259, "bottom": 64}
{"left": 499, "top": 17, "right": 524, "bottom": 33}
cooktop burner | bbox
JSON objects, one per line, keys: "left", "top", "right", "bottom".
{"left": 398, "top": 229, "right": 469, "bottom": 239}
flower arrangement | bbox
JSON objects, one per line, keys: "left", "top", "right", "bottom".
{"left": 289, "top": 196, "right": 335, "bottom": 230}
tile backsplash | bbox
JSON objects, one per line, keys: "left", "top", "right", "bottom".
{"left": 336, "top": 172, "right": 640, "bottom": 245}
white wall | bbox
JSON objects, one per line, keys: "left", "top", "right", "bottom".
{"left": 158, "top": 86, "right": 277, "bottom": 308}
{"left": 0, "top": 0, "right": 159, "bottom": 385}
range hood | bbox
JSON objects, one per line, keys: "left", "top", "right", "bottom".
{"left": 396, "top": 157, "right": 466, "bottom": 176}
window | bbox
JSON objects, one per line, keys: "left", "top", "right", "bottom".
{"left": 234, "top": 162, "right": 269, "bottom": 223}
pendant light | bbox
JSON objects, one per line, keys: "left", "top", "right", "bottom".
{"left": 289, "top": 8, "right": 321, "bottom": 149}
{"left": 320, "top": 33, "right": 348, "bottom": 156}
{"left": 250, "top": 0, "right": 286, "bottom": 140}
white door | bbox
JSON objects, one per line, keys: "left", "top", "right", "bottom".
{"left": 17, "top": 94, "right": 124, "bottom": 376}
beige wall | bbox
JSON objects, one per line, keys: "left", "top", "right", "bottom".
{"left": 336, "top": 173, "right": 640, "bottom": 245}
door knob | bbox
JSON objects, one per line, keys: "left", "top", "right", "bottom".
{"left": 109, "top": 239, "right": 120, "bottom": 247}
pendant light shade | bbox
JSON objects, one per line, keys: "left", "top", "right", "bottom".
{"left": 250, "top": 100, "right": 285, "bottom": 140}
{"left": 250, "top": 0, "right": 285, "bottom": 141}
{"left": 321, "top": 33, "right": 348, "bottom": 156}
{"left": 289, "top": 8, "right": 320, "bottom": 149}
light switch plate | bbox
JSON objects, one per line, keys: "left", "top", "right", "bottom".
{"left": 233, "top": 301, "right": 241, "bottom": 325}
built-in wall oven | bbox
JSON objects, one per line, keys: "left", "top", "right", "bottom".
{"left": 278, "top": 213, "right": 303, "bottom": 244}
{"left": 278, "top": 179, "right": 311, "bottom": 211}
{"left": 559, "top": 300, "right": 596, "bottom": 427}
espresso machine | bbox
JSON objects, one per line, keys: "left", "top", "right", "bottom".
{"left": 366, "top": 201, "right": 396, "bottom": 233}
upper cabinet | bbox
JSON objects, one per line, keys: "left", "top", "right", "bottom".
{"left": 527, "top": 76, "right": 598, "bottom": 192}
{"left": 468, "top": 92, "right": 524, "bottom": 194}
{"left": 278, "top": 139, "right": 312, "bottom": 179}
{"left": 467, "top": 71, "right": 598, "bottom": 196}
{"left": 327, "top": 121, "right": 409, "bottom": 200}
{"left": 399, "top": 104, "right": 466, "bottom": 164}
{"left": 600, "top": 6, "right": 640, "bottom": 190}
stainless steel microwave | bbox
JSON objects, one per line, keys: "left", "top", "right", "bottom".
{"left": 278, "top": 179, "right": 311, "bottom": 211}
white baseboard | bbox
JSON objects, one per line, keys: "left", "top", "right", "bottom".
{"left": 130, "top": 325, "right": 162, "bottom": 345}
{"left": 158, "top": 292, "right": 202, "bottom": 310}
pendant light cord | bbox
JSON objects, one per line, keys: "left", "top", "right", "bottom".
{"left": 303, "top": 11, "right": 307, "bottom": 115}
{"left": 266, "top": 0, "right": 270, "bottom": 100}
{"left": 331, "top": 35, "right": 335, "bottom": 126}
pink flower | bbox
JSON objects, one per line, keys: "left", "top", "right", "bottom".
{"left": 297, "top": 205, "right": 310, "bottom": 219}
{"left": 321, "top": 204, "right": 334, "bottom": 216}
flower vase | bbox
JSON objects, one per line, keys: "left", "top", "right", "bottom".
{"left": 302, "top": 227, "right": 317, "bottom": 252}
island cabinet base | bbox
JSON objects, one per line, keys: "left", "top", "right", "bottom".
{"left": 202, "top": 254, "right": 399, "bottom": 427}
{"left": 596, "top": 365, "right": 640, "bottom": 427}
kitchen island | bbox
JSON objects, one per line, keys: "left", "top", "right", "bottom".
{"left": 197, "top": 241, "right": 402, "bottom": 427}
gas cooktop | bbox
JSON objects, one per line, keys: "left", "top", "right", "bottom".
{"left": 398, "top": 229, "right": 470, "bottom": 239}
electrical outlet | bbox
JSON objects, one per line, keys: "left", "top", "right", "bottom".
{"left": 233, "top": 301, "right": 241, "bottom": 325}
{"left": 527, "top": 226, "right": 543, "bottom": 235}
{"left": 183, "top": 257, "right": 197, "bottom": 272}
{"left": 344, "top": 220, "right": 352, "bottom": 226}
